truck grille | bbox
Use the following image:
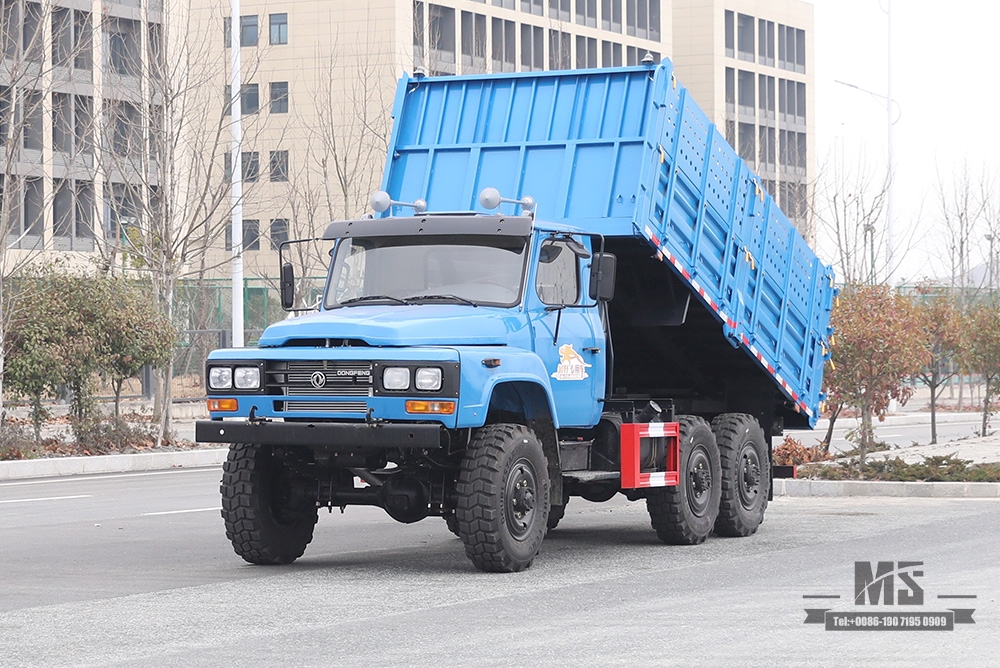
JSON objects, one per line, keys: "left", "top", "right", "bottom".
{"left": 266, "top": 360, "right": 373, "bottom": 398}
{"left": 281, "top": 401, "right": 368, "bottom": 413}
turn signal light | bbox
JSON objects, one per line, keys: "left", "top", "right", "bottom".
{"left": 405, "top": 400, "right": 456, "bottom": 415}
{"left": 207, "top": 398, "right": 239, "bottom": 412}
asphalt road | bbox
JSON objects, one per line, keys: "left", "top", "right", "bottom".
{"left": 1, "top": 468, "right": 998, "bottom": 667}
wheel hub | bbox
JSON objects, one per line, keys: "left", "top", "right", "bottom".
{"left": 737, "top": 445, "right": 762, "bottom": 509}
{"left": 505, "top": 459, "right": 539, "bottom": 539}
{"left": 691, "top": 467, "right": 712, "bottom": 495}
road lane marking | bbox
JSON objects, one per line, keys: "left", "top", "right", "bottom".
{"left": 141, "top": 507, "right": 220, "bottom": 517}
{"left": 0, "top": 494, "right": 93, "bottom": 504}
{"left": 0, "top": 467, "right": 222, "bottom": 488}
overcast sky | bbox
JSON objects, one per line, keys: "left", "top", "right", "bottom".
{"left": 811, "top": 0, "right": 1000, "bottom": 283}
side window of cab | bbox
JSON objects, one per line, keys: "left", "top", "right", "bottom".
{"left": 536, "top": 239, "right": 579, "bottom": 305}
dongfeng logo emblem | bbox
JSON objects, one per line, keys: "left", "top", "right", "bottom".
{"left": 310, "top": 371, "right": 327, "bottom": 388}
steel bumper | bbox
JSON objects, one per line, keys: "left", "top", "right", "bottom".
{"left": 195, "top": 420, "right": 443, "bottom": 450}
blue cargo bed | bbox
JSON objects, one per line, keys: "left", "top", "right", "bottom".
{"left": 379, "top": 61, "right": 835, "bottom": 426}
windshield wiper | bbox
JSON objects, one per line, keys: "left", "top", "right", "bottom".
{"left": 340, "top": 295, "right": 411, "bottom": 306}
{"left": 407, "top": 294, "right": 479, "bottom": 307}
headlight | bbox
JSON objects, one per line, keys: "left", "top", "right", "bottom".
{"left": 415, "top": 367, "right": 442, "bottom": 391}
{"left": 234, "top": 366, "right": 261, "bottom": 390}
{"left": 208, "top": 367, "right": 232, "bottom": 390}
{"left": 382, "top": 367, "right": 410, "bottom": 390}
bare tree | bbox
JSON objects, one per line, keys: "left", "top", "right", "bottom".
{"left": 812, "top": 147, "right": 888, "bottom": 285}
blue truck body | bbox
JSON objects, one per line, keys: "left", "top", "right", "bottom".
{"left": 198, "top": 60, "right": 835, "bottom": 572}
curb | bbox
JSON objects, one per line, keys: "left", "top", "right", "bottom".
{"left": 4, "top": 451, "right": 1000, "bottom": 497}
{"left": 0, "top": 449, "right": 228, "bottom": 481}
{"left": 773, "top": 478, "right": 1000, "bottom": 498}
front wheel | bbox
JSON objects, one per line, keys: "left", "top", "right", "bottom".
{"left": 712, "top": 413, "right": 769, "bottom": 537}
{"left": 646, "top": 416, "right": 721, "bottom": 545}
{"left": 220, "top": 443, "right": 318, "bottom": 565}
{"left": 455, "top": 424, "right": 550, "bottom": 572}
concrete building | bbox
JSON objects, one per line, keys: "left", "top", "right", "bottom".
{"left": 2, "top": 0, "right": 166, "bottom": 264}
{"left": 673, "top": 0, "right": 814, "bottom": 239}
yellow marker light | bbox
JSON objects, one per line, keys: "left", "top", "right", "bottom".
{"left": 405, "top": 400, "right": 456, "bottom": 415}
{"left": 207, "top": 398, "right": 239, "bottom": 412}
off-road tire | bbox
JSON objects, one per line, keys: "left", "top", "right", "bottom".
{"left": 221, "top": 443, "right": 318, "bottom": 565}
{"left": 647, "top": 415, "right": 721, "bottom": 545}
{"left": 711, "top": 413, "right": 769, "bottom": 537}
{"left": 455, "top": 423, "right": 550, "bottom": 572}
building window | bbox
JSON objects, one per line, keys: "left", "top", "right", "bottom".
{"left": 778, "top": 79, "right": 806, "bottom": 126}
{"left": 22, "top": 2, "right": 43, "bottom": 62}
{"left": 624, "top": 0, "right": 658, "bottom": 41}
{"left": 269, "top": 150, "right": 289, "bottom": 182}
{"left": 108, "top": 101, "right": 141, "bottom": 158}
{"left": 53, "top": 179, "right": 73, "bottom": 239}
{"left": 549, "top": 30, "right": 570, "bottom": 70}
{"left": 428, "top": 4, "right": 456, "bottom": 75}
{"left": 243, "top": 152, "right": 260, "bottom": 182}
{"left": 74, "top": 11, "right": 93, "bottom": 70}
{"left": 491, "top": 18, "right": 515, "bottom": 72}
{"left": 269, "top": 13, "right": 287, "bottom": 45}
{"left": 23, "top": 177, "right": 45, "bottom": 244}
{"left": 226, "top": 84, "right": 259, "bottom": 115}
{"left": 737, "top": 13, "right": 754, "bottom": 62}
{"left": 549, "top": 0, "right": 570, "bottom": 22}
{"left": 461, "top": 11, "right": 486, "bottom": 73}
{"left": 227, "top": 220, "right": 260, "bottom": 251}
{"left": 492, "top": 0, "right": 515, "bottom": 8}
{"left": 243, "top": 220, "right": 260, "bottom": 251}
{"left": 758, "top": 125, "right": 776, "bottom": 173}
{"left": 53, "top": 93, "right": 73, "bottom": 153}
{"left": 270, "top": 219, "right": 289, "bottom": 250}
{"left": 107, "top": 18, "right": 141, "bottom": 77}
{"left": 521, "top": 0, "right": 543, "bottom": 16}
{"left": 758, "top": 74, "right": 775, "bottom": 122}
{"left": 521, "top": 24, "right": 543, "bottom": 71}
{"left": 725, "top": 67, "right": 734, "bottom": 118}
{"left": 737, "top": 69, "right": 754, "bottom": 118}
{"left": 601, "top": 40, "right": 621, "bottom": 67}
{"left": 52, "top": 7, "right": 73, "bottom": 67}
{"left": 224, "top": 15, "right": 258, "bottom": 47}
{"left": 270, "top": 82, "right": 288, "bottom": 113}
{"left": 778, "top": 24, "right": 805, "bottom": 73}
{"left": 601, "top": 0, "right": 621, "bottom": 32}
{"left": 241, "top": 15, "right": 258, "bottom": 47}
{"left": 724, "top": 10, "right": 733, "bottom": 58}
{"left": 575, "top": 0, "right": 597, "bottom": 27}
{"left": 575, "top": 35, "right": 597, "bottom": 68}
{"left": 758, "top": 19, "right": 774, "bottom": 67}
{"left": 23, "top": 91, "right": 43, "bottom": 151}
{"left": 738, "top": 122, "right": 755, "bottom": 166}
{"left": 75, "top": 96, "right": 94, "bottom": 155}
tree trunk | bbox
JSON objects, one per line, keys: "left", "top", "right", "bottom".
{"left": 859, "top": 403, "right": 873, "bottom": 469}
{"left": 929, "top": 370, "right": 939, "bottom": 445}
{"left": 821, "top": 403, "right": 842, "bottom": 453}
{"left": 113, "top": 379, "right": 123, "bottom": 420}
{"left": 983, "top": 377, "right": 992, "bottom": 437}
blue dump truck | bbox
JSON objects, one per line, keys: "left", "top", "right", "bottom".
{"left": 196, "top": 60, "right": 835, "bottom": 572}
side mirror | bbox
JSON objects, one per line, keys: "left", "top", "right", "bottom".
{"left": 588, "top": 252, "right": 616, "bottom": 302}
{"left": 280, "top": 262, "right": 295, "bottom": 310}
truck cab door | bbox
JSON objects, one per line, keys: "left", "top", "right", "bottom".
{"left": 529, "top": 234, "right": 606, "bottom": 428}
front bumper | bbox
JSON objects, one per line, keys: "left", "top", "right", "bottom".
{"left": 195, "top": 420, "right": 443, "bottom": 451}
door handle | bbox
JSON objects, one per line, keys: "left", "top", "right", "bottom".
{"left": 583, "top": 347, "right": 601, "bottom": 353}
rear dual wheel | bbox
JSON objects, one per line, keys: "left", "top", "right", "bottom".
{"left": 646, "top": 416, "right": 721, "bottom": 545}
{"left": 712, "top": 413, "right": 769, "bottom": 537}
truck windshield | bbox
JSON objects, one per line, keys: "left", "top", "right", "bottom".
{"left": 324, "top": 234, "right": 527, "bottom": 309}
